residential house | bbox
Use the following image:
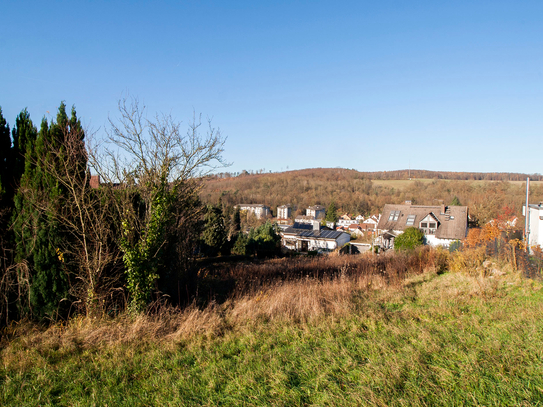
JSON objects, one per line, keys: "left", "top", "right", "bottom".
{"left": 307, "top": 205, "right": 326, "bottom": 219}
{"left": 337, "top": 214, "right": 357, "bottom": 227}
{"left": 348, "top": 224, "right": 365, "bottom": 237}
{"left": 281, "top": 221, "right": 350, "bottom": 252}
{"left": 294, "top": 215, "right": 316, "bottom": 224}
{"left": 523, "top": 203, "right": 543, "bottom": 250}
{"left": 235, "top": 204, "right": 271, "bottom": 219}
{"left": 362, "top": 215, "right": 379, "bottom": 230}
{"left": 294, "top": 205, "right": 326, "bottom": 224}
{"left": 277, "top": 204, "right": 292, "bottom": 221}
{"left": 376, "top": 203, "right": 468, "bottom": 249}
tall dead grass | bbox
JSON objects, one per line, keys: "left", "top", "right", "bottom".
{"left": 198, "top": 249, "right": 432, "bottom": 302}
{"left": 1, "top": 272, "right": 390, "bottom": 354}
{"left": 2, "top": 252, "right": 422, "bottom": 352}
{"left": 1, "top": 246, "right": 528, "bottom": 355}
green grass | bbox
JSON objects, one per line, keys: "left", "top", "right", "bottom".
{"left": 2, "top": 271, "right": 543, "bottom": 406}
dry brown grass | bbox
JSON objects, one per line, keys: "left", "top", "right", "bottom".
{"left": 1, "top": 257, "right": 401, "bottom": 354}
{"left": 1, "top": 247, "right": 531, "bottom": 357}
{"left": 227, "top": 273, "right": 384, "bottom": 324}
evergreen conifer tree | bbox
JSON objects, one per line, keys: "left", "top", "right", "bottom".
{"left": 202, "top": 204, "right": 227, "bottom": 256}
{"left": 231, "top": 207, "right": 241, "bottom": 237}
{"left": 451, "top": 196, "right": 462, "bottom": 206}
{"left": 13, "top": 102, "right": 87, "bottom": 319}
{"left": 231, "top": 232, "right": 248, "bottom": 256}
{"left": 325, "top": 201, "right": 338, "bottom": 222}
{"left": 11, "top": 109, "right": 38, "bottom": 188}
{"left": 0, "top": 107, "right": 10, "bottom": 200}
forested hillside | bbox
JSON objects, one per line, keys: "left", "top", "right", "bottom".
{"left": 201, "top": 168, "right": 543, "bottom": 225}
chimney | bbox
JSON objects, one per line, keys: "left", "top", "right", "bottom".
{"left": 405, "top": 200, "right": 412, "bottom": 205}
{"left": 312, "top": 220, "right": 320, "bottom": 235}
{"left": 90, "top": 175, "right": 100, "bottom": 189}
{"left": 441, "top": 204, "right": 446, "bottom": 214}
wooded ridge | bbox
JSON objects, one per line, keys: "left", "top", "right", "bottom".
{"left": 201, "top": 167, "right": 543, "bottom": 224}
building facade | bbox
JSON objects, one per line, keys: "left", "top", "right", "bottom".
{"left": 524, "top": 203, "right": 543, "bottom": 249}
{"left": 236, "top": 204, "right": 271, "bottom": 219}
{"left": 277, "top": 204, "right": 292, "bottom": 220}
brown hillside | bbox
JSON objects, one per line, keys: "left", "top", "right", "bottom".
{"left": 201, "top": 168, "right": 543, "bottom": 224}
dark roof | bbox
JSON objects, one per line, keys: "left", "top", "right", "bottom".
{"left": 283, "top": 224, "right": 345, "bottom": 240}
{"left": 377, "top": 204, "right": 468, "bottom": 240}
{"left": 289, "top": 229, "right": 345, "bottom": 240}
{"left": 288, "top": 223, "right": 313, "bottom": 231}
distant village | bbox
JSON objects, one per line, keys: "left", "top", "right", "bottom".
{"left": 235, "top": 201, "right": 543, "bottom": 254}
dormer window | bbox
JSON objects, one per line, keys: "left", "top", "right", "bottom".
{"left": 419, "top": 214, "right": 439, "bottom": 235}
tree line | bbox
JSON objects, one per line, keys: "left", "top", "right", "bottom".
{"left": 0, "top": 99, "right": 283, "bottom": 325}
{"left": 207, "top": 167, "right": 543, "bottom": 182}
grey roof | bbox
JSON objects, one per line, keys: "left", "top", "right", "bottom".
{"left": 377, "top": 204, "right": 468, "bottom": 240}
{"left": 308, "top": 205, "right": 326, "bottom": 211}
{"left": 236, "top": 204, "right": 269, "bottom": 208}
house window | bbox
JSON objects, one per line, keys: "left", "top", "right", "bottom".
{"left": 406, "top": 215, "right": 416, "bottom": 226}
{"left": 388, "top": 210, "right": 401, "bottom": 221}
{"left": 419, "top": 220, "right": 437, "bottom": 235}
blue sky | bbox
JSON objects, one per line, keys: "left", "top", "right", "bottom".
{"left": 1, "top": 1, "right": 542, "bottom": 174}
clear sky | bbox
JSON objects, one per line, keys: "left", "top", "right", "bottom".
{"left": 2, "top": 1, "right": 542, "bottom": 175}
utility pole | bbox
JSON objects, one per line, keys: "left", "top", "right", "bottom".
{"left": 525, "top": 177, "right": 530, "bottom": 252}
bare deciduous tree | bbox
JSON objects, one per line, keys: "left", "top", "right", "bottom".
{"left": 91, "top": 96, "right": 229, "bottom": 312}
{"left": 34, "top": 125, "right": 123, "bottom": 317}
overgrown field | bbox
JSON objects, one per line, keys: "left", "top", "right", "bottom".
{"left": 2, "top": 253, "right": 543, "bottom": 406}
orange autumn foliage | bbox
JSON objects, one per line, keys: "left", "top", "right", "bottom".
{"left": 464, "top": 223, "right": 502, "bottom": 248}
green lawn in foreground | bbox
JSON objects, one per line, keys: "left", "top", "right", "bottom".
{"left": 2, "top": 271, "right": 543, "bottom": 406}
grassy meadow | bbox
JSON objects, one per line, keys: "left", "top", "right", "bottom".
{"left": 2, "top": 251, "right": 543, "bottom": 406}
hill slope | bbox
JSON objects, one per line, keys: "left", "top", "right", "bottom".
{"left": 201, "top": 168, "right": 543, "bottom": 223}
